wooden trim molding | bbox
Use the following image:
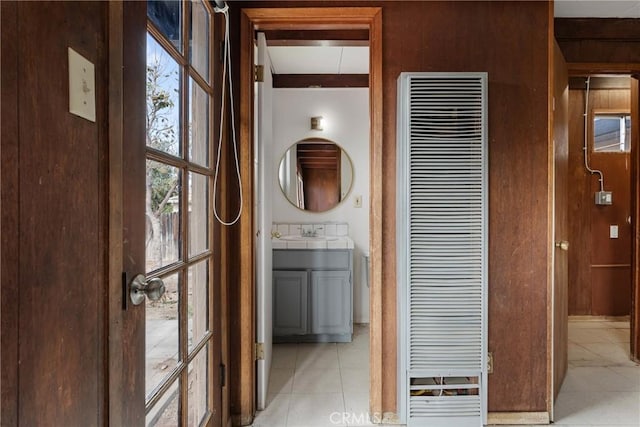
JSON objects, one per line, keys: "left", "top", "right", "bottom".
{"left": 631, "top": 77, "right": 640, "bottom": 362}
{"left": 568, "top": 62, "right": 640, "bottom": 75}
{"left": 238, "top": 6, "right": 383, "bottom": 423}
{"left": 1, "top": 2, "right": 20, "bottom": 425}
{"left": 488, "top": 411, "right": 551, "bottom": 425}
{"left": 272, "top": 74, "right": 369, "bottom": 88}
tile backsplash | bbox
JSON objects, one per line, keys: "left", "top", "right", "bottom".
{"left": 273, "top": 222, "right": 349, "bottom": 237}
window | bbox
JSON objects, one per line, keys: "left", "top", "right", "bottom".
{"left": 145, "top": 1, "right": 216, "bottom": 426}
{"left": 594, "top": 113, "right": 631, "bottom": 153}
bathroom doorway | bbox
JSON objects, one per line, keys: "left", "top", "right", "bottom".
{"left": 552, "top": 67, "right": 640, "bottom": 423}
{"left": 237, "top": 7, "right": 384, "bottom": 424}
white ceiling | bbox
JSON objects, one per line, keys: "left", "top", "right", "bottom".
{"left": 555, "top": 0, "right": 640, "bottom": 17}
{"left": 268, "top": 46, "right": 369, "bottom": 75}
{"left": 268, "top": 1, "right": 640, "bottom": 75}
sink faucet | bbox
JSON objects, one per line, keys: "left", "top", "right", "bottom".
{"left": 301, "top": 229, "right": 317, "bottom": 237}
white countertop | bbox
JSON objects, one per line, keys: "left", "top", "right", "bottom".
{"left": 271, "top": 235, "right": 354, "bottom": 250}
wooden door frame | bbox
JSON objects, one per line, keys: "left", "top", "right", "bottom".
{"left": 237, "top": 6, "right": 383, "bottom": 422}
{"left": 565, "top": 63, "right": 640, "bottom": 364}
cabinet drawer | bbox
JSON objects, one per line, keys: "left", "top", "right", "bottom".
{"left": 273, "top": 249, "right": 351, "bottom": 270}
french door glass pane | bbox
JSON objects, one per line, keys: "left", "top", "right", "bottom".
{"left": 187, "top": 345, "right": 209, "bottom": 426}
{"left": 147, "top": 34, "right": 181, "bottom": 157}
{"left": 188, "top": 260, "right": 209, "bottom": 352}
{"left": 148, "top": 0, "right": 182, "bottom": 53}
{"left": 189, "top": 78, "right": 210, "bottom": 167}
{"left": 188, "top": 171, "right": 209, "bottom": 257}
{"left": 146, "top": 160, "right": 181, "bottom": 271}
{"left": 146, "top": 272, "right": 181, "bottom": 398}
{"left": 189, "top": 0, "right": 210, "bottom": 82}
{"left": 146, "top": 380, "right": 180, "bottom": 427}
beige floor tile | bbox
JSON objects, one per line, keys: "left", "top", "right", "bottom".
{"left": 273, "top": 344, "right": 299, "bottom": 370}
{"left": 296, "top": 344, "right": 339, "bottom": 371}
{"left": 340, "top": 368, "right": 369, "bottom": 394}
{"left": 581, "top": 342, "right": 635, "bottom": 366}
{"left": 343, "top": 392, "right": 373, "bottom": 426}
{"left": 293, "top": 367, "right": 342, "bottom": 393}
{"left": 269, "top": 368, "right": 295, "bottom": 395}
{"left": 338, "top": 344, "right": 369, "bottom": 369}
{"left": 286, "top": 393, "right": 346, "bottom": 427}
{"left": 554, "top": 391, "right": 640, "bottom": 425}
{"left": 252, "top": 393, "right": 290, "bottom": 427}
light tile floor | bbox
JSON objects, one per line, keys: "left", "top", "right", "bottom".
{"left": 550, "top": 318, "right": 639, "bottom": 427}
{"left": 252, "top": 324, "right": 373, "bottom": 427}
{"left": 252, "top": 320, "right": 639, "bottom": 427}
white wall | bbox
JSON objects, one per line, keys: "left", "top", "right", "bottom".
{"left": 272, "top": 88, "right": 370, "bottom": 323}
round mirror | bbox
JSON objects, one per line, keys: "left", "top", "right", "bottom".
{"left": 278, "top": 138, "right": 354, "bottom": 212}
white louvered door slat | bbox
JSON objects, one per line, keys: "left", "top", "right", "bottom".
{"left": 397, "top": 72, "right": 488, "bottom": 427}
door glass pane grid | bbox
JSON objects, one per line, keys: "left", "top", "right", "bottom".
{"left": 189, "top": 78, "right": 210, "bottom": 167}
{"left": 146, "top": 271, "right": 181, "bottom": 400}
{"left": 147, "top": 34, "right": 181, "bottom": 158}
{"left": 188, "top": 260, "right": 209, "bottom": 352}
{"left": 146, "top": 378, "right": 181, "bottom": 427}
{"left": 146, "top": 160, "right": 182, "bottom": 273}
{"left": 148, "top": 0, "right": 183, "bottom": 53}
{"left": 189, "top": 0, "right": 210, "bottom": 83}
{"left": 188, "top": 171, "right": 209, "bottom": 257}
{"left": 187, "top": 344, "right": 210, "bottom": 426}
{"left": 147, "top": 1, "right": 215, "bottom": 423}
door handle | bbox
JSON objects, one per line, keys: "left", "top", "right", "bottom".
{"left": 555, "top": 240, "right": 569, "bottom": 251}
{"left": 130, "top": 274, "right": 166, "bottom": 306}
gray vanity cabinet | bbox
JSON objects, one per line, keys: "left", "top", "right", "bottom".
{"left": 273, "top": 271, "right": 308, "bottom": 335}
{"left": 272, "top": 249, "right": 353, "bottom": 342}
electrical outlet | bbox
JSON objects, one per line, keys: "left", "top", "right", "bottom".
{"left": 354, "top": 195, "right": 362, "bottom": 208}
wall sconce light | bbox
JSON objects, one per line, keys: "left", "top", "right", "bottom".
{"left": 310, "top": 116, "right": 324, "bottom": 131}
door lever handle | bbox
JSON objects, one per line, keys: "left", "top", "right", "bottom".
{"left": 130, "top": 274, "right": 166, "bottom": 306}
{"left": 555, "top": 240, "right": 569, "bottom": 251}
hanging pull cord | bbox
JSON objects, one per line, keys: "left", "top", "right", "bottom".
{"left": 213, "top": 8, "right": 243, "bottom": 226}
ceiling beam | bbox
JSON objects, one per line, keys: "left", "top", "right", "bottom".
{"left": 273, "top": 74, "right": 369, "bottom": 88}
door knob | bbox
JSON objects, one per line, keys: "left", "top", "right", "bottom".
{"left": 555, "top": 241, "right": 569, "bottom": 251}
{"left": 130, "top": 274, "right": 166, "bottom": 306}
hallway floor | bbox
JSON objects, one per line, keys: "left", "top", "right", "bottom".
{"left": 252, "top": 319, "right": 639, "bottom": 427}
{"left": 550, "top": 317, "right": 639, "bottom": 427}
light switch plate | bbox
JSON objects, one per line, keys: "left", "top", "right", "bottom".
{"left": 354, "top": 195, "right": 362, "bottom": 208}
{"left": 610, "top": 225, "right": 619, "bottom": 239}
{"left": 68, "top": 47, "right": 96, "bottom": 122}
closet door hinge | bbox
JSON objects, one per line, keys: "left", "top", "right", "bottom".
{"left": 255, "top": 342, "right": 265, "bottom": 360}
{"left": 254, "top": 65, "right": 264, "bottom": 82}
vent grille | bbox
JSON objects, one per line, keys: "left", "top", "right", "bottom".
{"left": 397, "top": 73, "right": 488, "bottom": 426}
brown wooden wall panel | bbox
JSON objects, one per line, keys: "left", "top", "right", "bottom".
{"left": 568, "top": 89, "right": 593, "bottom": 314}
{"left": 590, "top": 154, "right": 632, "bottom": 266}
{"left": 568, "top": 87, "right": 632, "bottom": 316}
{"left": 556, "top": 18, "right": 640, "bottom": 65}
{"left": 591, "top": 267, "right": 632, "bottom": 315}
{"left": 230, "top": 0, "right": 552, "bottom": 415}
{"left": 1, "top": 2, "right": 20, "bottom": 425}
{"left": 7, "top": 1, "right": 108, "bottom": 426}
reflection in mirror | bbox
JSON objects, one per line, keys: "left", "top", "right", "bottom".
{"left": 278, "top": 138, "right": 354, "bottom": 212}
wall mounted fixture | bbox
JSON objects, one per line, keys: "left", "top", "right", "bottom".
{"left": 310, "top": 116, "right": 324, "bottom": 131}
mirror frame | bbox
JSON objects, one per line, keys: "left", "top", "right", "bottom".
{"left": 277, "top": 137, "right": 354, "bottom": 213}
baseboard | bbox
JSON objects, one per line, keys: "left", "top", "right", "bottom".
{"left": 569, "top": 315, "right": 629, "bottom": 322}
{"left": 488, "top": 411, "right": 550, "bottom": 425}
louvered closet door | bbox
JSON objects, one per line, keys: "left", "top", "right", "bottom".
{"left": 397, "top": 72, "right": 488, "bottom": 427}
